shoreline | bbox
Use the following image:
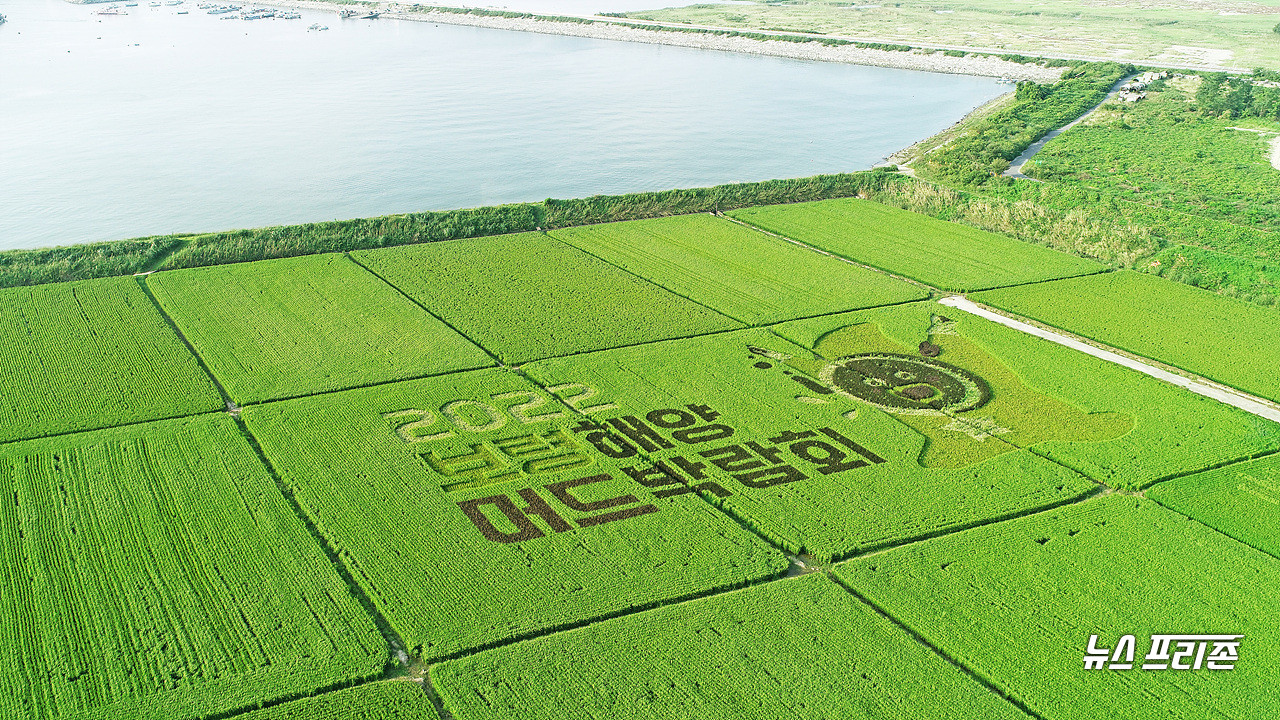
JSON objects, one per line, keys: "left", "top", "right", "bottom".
{"left": 255, "top": 1, "right": 1066, "bottom": 82}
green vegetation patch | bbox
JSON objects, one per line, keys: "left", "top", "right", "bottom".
{"left": 774, "top": 301, "right": 1279, "bottom": 489}
{"left": 0, "top": 276, "right": 221, "bottom": 444}
{"left": 241, "top": 368, "right": 786, "bottom": 662}
{"left": 1025, "top": 82, "right": 1280, "bottom": 233}
{"left": 522, "top": 326, "right": 1095, "bottom": 562}
{"left": 549, "top": 214, "right": 927, "bottom": 325}
{"left": 147, "top": 254, "right": 492, "bottom": 405}
{"left": 0, "top": 414, "right": 387, "bottom": 720}
{"left": 973, "top": 270, "right": 1280, "bottom": 403}
{"left": 353, "top": 233, "right": 739, "bottom": 363}
{"left": 730, "top": 197, "right": 1104, "bottom": 291}
{"left": 835, "top": 495, "right": 1280, "bottom": 720}
{"left": 0, "top": 235, "right": 184, "bottom": 289}
{"left": 235, "top": 682, "right": 435, "bottom": 720}
{"left": 1149, "top": 453, "right": 1280, "bottom": 561}
{"left": 432, "top": 573, "right": 1025, "bottom": 720}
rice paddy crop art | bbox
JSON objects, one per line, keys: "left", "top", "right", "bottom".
{"left": 523, "top": 326, "right": 1095, "bottom": 562}
{"left": 241, "top": 368, "right": 788, "bottom": 662}
{"left": 760, "top": 313, "right": 1132, "bottom": 467}
{"left": 771, "top": 302, "right": 1280, "bottom": 488}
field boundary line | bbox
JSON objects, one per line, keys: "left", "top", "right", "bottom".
{"left": 135, "top": 275, "right": 238, "bottom": 412}
{"left": 939, "top": 296, "right": 1280, "bottom": 424}
{"left": 135, "top": 273, "right": 420, "bottom": 720}
{"left": 0, "top": 410, "right": 226, "bottom": 451}
{"left": 416, "top": 570, "right": 792, "bottom": 665}
{"left": 1137, "top": 447, "right": 1280, "bottom": 492}
{"left": 542, "top": 227, "right": 749, "bottom": 325}
{"left": 945, "top": 265, "right": 1113, "bottom": 294}
{"left": 232, "top": 364, "right": 499, "bottom": 409}
{"left": 232, "top": 417, "right": 413, "bottom": 664}
{"left": 233, "top": 325, "right": 757, "bottom": 412}
{"left": 1146, "top": 478, "right": 1280, "bottom": 565}
{"left": 847, "top": 486, "right": 1106, "bottom": 562}
{"left": 344, "top": 253, "right": 507, "bottom": 367}
{"left": 547, "top": 222, "right": 931, "bottom": 326}
{"left": 825, "top": 572, "right": 1045, "bottom": 720}
{"left": 718, "top": 212, "right": 943, "bottom": 294}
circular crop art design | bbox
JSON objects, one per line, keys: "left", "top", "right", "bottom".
{"left": 818, "top": 353, "right": 991, "bottom": 416}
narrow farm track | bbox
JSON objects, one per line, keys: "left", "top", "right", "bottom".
{"left": 1002, "top": 73, "right": 1139, "bottom": 179}
{"left": 939, "top": 296, "right": 1280, "bottom": 424}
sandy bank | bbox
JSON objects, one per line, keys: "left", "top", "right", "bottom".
{"left": 263, "top": 1, "right": 1065, "bottom": 82}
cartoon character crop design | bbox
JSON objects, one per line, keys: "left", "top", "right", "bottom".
{"left": 751, "top": 315, "right": 1131, "bottom": 468}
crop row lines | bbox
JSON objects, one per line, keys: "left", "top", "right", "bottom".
{"left": 954, "top": 295, "right": 1280, "bottom": 419}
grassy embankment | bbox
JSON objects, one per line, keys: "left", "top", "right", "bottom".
{"left": 0, "top": 172, "right": 905, "bottom": 287}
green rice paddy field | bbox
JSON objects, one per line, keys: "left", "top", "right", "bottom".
{"left": 973, "top": 270, "right": 1280, "bottom": 404}
{"left": 3, "top": 198, "right": 1278, "bottom": 720}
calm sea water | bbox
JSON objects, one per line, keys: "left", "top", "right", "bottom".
{"left": 0, "top": 0, "right": 1002, "bottom": 250}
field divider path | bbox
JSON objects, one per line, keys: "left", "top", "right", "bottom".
{"left": 344, "top": 252, "right": 507, "bottom": 368}
{"left": 825, "top": 570, "right": 1046, "bottom": 720}
{"left": 544, "top": 223, "right": 927, "bottom": 327}
{"left": 135, "top": 275, "right": 239, "bottom": 414}
{"left": 717, "top": 212, "right": 942, "bottom": 295}
{"left": 540, "top": 228, "right": 745, "bottom": 323}
{"left": 231, "top": 417, "right": 414, "bottom": 667}
{"left": 939, "top": 296, "right": 1280, "bottom": 424}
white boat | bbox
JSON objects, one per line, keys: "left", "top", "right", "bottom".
{"left": 338, "top": 8, "right": 358, "bottom": 18}
{"left": 307, "top": 22, "right": 327, "bottom": 30}
{"left": 277, "top": 11, "right": 301, "bottom": 19}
